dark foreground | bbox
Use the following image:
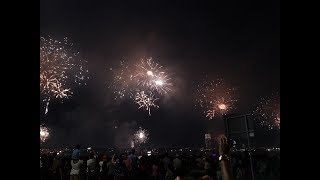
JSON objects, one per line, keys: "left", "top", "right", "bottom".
{"left": 40, "top": 147, "right": 279, "bottom": 180}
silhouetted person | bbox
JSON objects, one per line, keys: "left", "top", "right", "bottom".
{"left": 72, "top": 145, "right": 81, "bottom": 160}
{"left": 87, "top": 152, "right": 96, "bottom": 180}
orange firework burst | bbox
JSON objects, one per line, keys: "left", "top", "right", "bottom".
{"left": 194, "top": 77, "right": 237, "bottom": 120}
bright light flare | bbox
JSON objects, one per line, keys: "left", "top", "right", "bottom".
{"left": 155, "top": 80, "right": 163, "bottom": 86}
{"left": 218, "top": 103, "right": 227, "bottom": 110}
{"left": 147, "top": 71, "right": 154, "bottom": 76}
{"left": 139, "top": 132, "right": 144, "bottom": 139}
{"left": 40, "top": 126, "right": 50, "bottom": 143}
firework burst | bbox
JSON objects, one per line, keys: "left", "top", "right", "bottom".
{"left": 135, "top": 91, "right": 159, "bottom": 116}
{"left": 40, "top": 37, "right": 89, "bottom": 114}
{"left": 253, "top": 92, "right": 280, "bottom": 130}
{"left": 151, "top": 72, "right": 172, "bottom": 95}
{"left": 40, "top": 125, "right": 50, "bottom": 143}
{"left": 107, "top": 57, "right": 172, "bottom": 115}
{"left": 133, "top": 58, "right": 172, "bottom": 94}
{"left": 133, "top": 127, "right": 149, "bottom": 144}
{"left": 194, "top": 78, "right": 237, "bottom": 120}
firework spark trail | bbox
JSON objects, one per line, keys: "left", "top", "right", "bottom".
{"left": 40, "top": 37, "right": 89, "bottom": 114}
{"left": 133, "top": 127, "right": 149, "bottom": 144}
{"left": 194, "top": 78, "right": 237, "bottom": 120}
{"left": 135, "top": 91, "right": 159, "bottom": 116}
{"left": 45, "top": 98, "right": 50, "bottom": 114}
{"left": 253, "top": 92, "right": 280, "bottom": 130}
{"left": 40, "top": 125, "right": 50, "bottom": 143}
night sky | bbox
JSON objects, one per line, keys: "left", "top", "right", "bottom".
{"left": 40, "top": 1, "right": 280, "bottom": 148}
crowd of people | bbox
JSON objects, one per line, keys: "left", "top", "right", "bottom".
{"left": 40, "top": 136, "right": 279, "bottom": 180}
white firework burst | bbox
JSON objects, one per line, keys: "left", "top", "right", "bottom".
{"left": 134, "top": 58, "right": 172, "bottom": 94}
{"left": 40, "top": 126, "right": 50, "bottom": 143}
{"left": 133, "top": 127, "right": 149, "bottom": 144}
{"left": 135, "top": 91, "right": 159, "bottom": 116}
{"left": 40, "top": 36, "right": 89, "bottom": 114}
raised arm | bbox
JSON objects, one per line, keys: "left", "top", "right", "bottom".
{"left": 217, "top": 135, "right": 234, "bottom": 180}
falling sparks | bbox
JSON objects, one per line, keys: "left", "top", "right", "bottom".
{"left": 134, "top": 127, "right": 149, "bottom": 144}
{"left": 194, "top": 78, "right": 237, "bottom": 120}
{"left": 253, "top": 92, "right": 280, "bottom": 130}
{"left": 135, "top": 91, "right": 159, "bottom": 116}
{"left": 40, "top": 126, "right": 50, "bottom": 143}
{"left": 206, "top": 109, "right": 215, "bottom": 120}
{"left": 40, "top": 36, "right": 89, "bottom": 114}
{"left": 108, "top": 60, "right": 135, "bottom": 101}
